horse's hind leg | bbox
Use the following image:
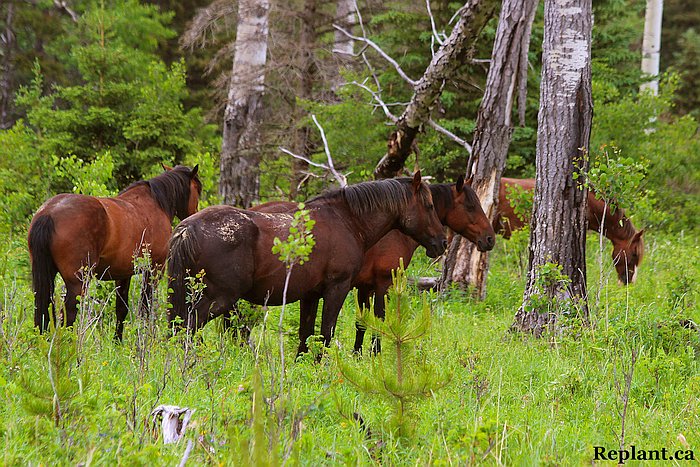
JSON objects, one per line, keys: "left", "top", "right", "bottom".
{"left": 63, "top": 279, "right": 83, "bottom": 329}
{"left": 115, "top": 277, "right": 132, "bottom": 342}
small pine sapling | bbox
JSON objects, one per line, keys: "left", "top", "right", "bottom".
{"left": 338, "top": 261, "right": 450, "bottom": 439}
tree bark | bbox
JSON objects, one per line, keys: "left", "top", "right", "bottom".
{"left": 440, "top": 0, "right": 537, "bottom": 299}
{"left": 514, "top": 0, "right": 593, "bottom": 335}
{"left": 219, "top": 0, "right": 270, "bottom": 208}
{"left": 0, "top": 1, "right": 15, "bottom": 130}
{"left": 640, "top": 0, "right": 663, "bottom": 95}
{"left": 373, "top": 0, "right": 493, "bottom": 179}
{"left": 289, "top": 0, "right": 318, "bottom": 200}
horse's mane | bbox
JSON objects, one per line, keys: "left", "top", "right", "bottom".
{"left": 430, "top": 182, "right": 481, "bottom": 212}
{"left": 309, "top": 178, "right": 431, "bottom": 217}
{"left": 120, "top": 165, "right": 201, "bottom": 219}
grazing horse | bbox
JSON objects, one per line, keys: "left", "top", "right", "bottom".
{"left": 494, "top": 177, "right": 645, "bottom": 285}
{"left": 167, "top": 172, "right": 447, "bottom": 356}
{"left": 28, "top": 165, "right": 201, "bottom": 340}
{"left": 351, "top": 176, "right": 496, "bottom": 353}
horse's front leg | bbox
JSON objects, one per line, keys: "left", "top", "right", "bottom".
{"left": 297, "top": 295, "right": 320, "bottom": 356}
{"left": 115, "top": 277, "right": 132, "bottom": 342}
{"left": 369, "top": 276, "right": 392, "bottom": 355}
{"left": 319, "top": 279, "right": 353, "bottom": 350}
{"left": 353, "top": 285, "right": 373, "bottom": 354}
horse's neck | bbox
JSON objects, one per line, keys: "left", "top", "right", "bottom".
{"left": 118, "top": 185, "right": 174, "bottom": 221}
{"left": 430, "top": 184, "right": 452, "bottom": 224}
{"left": 312, "top": 197, "right": 401, "bottom": 251}
{"left": 588, "top": 195, "right": 635, "bottom": 242}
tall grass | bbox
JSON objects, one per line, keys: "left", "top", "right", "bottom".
{"left": 0, "top": 231, "right": 697, "bottom": 464}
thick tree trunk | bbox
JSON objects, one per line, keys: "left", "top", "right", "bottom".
{"left": 0, "top": 1, "right": 15, "bottom": 130}
{"left": 219, "top": 0, "right": 270, "bottom": 208}
{"left": 289, "top": 0, "right": 318, "bottom": 199}
{"left": 440, "top": 0, "right": 537, "bottom": 299}
{"left": 514, "top": 0, "right": 593, "bottom": 335}
{"left": 374, "top": 0, "right": 493, "bottom": 179}
{"left": 640, "top": 0, "right": 663, "bottom": 95}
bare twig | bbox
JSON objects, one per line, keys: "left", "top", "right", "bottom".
{"left": 333, "top": 24, "right": 417, "bottom": 86}
{"left": 53, "top": 0, "right": 79, "bottom": 22}
{"left": 426, "top": 0, "right": 446, "bottom": 47}
{"left": 427, "top": 118, "right": 473, "bottom": 154}
{"left": 311, "top": 114, "right": 347, "bottom": 187}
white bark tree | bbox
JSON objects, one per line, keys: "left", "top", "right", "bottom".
{"left": 514, "top": 0, "right": 593, "bottom": 335}
{"left": 440, "top": 0, "right": 538, "bottom": 298}
{"left": 641, "top": 0, "right": 664, "bottom": 95}
{"left": 219, "top": 0, "right": 271, "bottom": 207}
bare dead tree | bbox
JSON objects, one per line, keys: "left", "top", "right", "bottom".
{"left": 367, "top": 0, "right": 494, "bottom": 179}
{"left": 440, "top": 0, "right": 538, "bottom": 299}
{"left": 334, "top": 1, "right": 493, "bottom": 172}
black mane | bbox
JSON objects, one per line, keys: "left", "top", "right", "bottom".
{"left": 308, "top": 178, "right": 431, "bottom": 217}
{"left": 120, "top": 165, "right": 201, "bottom": 219}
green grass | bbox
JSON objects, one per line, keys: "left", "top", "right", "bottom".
{"left": 0, "top": 231, "right": 698, "bottom": 465}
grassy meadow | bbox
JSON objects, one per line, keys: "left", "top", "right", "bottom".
{"left": 0, "top": 229, "right": 698, "bottom": 465}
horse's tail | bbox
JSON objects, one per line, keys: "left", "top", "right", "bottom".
{"left": 28, "top": 215, "right": 58, "bottom": 331}
{"left": 167, "top": 222, "right": 200, "bottom": 331}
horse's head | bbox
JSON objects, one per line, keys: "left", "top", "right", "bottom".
{"left": 443, "top": 175, "right": 495, "bottom": 252}
{"left": 400, "top": 171, "right": 447, "bottom": 258}
{"left": 612, "top": 229, "right": 645, "bottom": 285}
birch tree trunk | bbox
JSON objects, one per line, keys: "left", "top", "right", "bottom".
{"left": 514, "top": 0, "right": 593, "bottom": 335}
{"left": 440, "top": 0, "right": 538, "bottom": 299}
{"left": 0, "top": 1, "right": 15, "bottom": 130}
{"left": 373, "top": 0, "right": 492, "bottom": 179}
{"left": 219, "top": 0, "right": 271, "bottom": 207}
{"left": 641, "top": 0, "right": 663, "bottom": 95}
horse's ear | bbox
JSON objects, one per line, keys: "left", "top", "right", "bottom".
{"left": 456, "top": 174, "right": 465, "bottom": 193}
{"left": 161, "top": 163, "right": 173, "bottom": 171}
{"left": 633, "top": 229, "right": 645, "bottom": 241}
{"left": 190, "top": 164, "right": 199, "bottom": 178}
{"left": 412, "top": 170, "right": 422, "bottom": 192}
{"left": 464, "top": 175, "right": 473, "bottom": 186}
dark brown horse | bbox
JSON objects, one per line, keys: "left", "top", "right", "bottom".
{"left": 351, "top": 176, "right": 496, "bottom": 353}
{"left": 28, "top": 165, "right": 201, "bottom": 340}
{"left": 167, "top": 173, "right": 447, "bottom": 355}
{"left": 494, "top": 177, "right": 645, "bottom": 284}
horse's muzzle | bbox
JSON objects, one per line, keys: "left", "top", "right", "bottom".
{"left": 426, "top": 238, "right": 448, "bottom": 258}
{"left": 477, "top": 235, "right": 495, "bottom": 252}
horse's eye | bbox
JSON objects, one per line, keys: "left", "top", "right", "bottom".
{"left": 427, "top": 204, "right": 434, "bottom": 210}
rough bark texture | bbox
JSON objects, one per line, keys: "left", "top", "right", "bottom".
{"left": 440, "top": 0, "right": 537, "bottom": 299}
{"left": 640, "top": 0, "right": 663, "bottom": 95}
{"left": 0, "top": 1, "right": 15, "bottom": 130}
{"left": 289, "top": 0, "right": 318, "bottom": 199}
{"left": 373, "top": 0, "right": 493, "bottom": 179}
{"left": 514, "top": 0, "right": 593, "bottom": 334}
{"left": 219, "top": 0, "right": 270, "bottom": 207}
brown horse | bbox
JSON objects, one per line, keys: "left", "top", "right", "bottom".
{"left": 167, "top": 172, "right": 447, "bottom": 355}
{"left": 28, "top": 165, "right": 201, "bottom": 340}
{"left": 494, "top": 177, "right": 645, "bottom": 285}
{"left": 351, "top": 176, "right": 495, "bottom": 353}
